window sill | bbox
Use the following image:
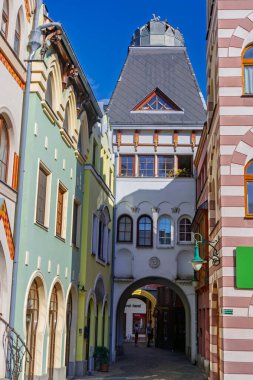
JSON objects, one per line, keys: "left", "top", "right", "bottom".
{"left": 117, "top": 240, "right": 133, "bottom": 244}
{"left": 244, "top": 216, "right": 253, "bottom": 219}
{"left": 157, "top": 245, "right": 174, "bottom": 249}
{"left": 178, "top": 241, "right": 194, "bottom": 245}
{"left": 96, "top": 257, "right": 107, "bottom": 266}
{"left": 55, "top": 234, "right": 66, "bottom": 243}
{"left": 35, "top": 221, "right": 48, "bottom": 232}
{"left": 136, "top": 245, "right": 153, "bottom": 249}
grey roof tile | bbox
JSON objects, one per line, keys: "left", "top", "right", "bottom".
{"left": 108, "top": 47, "right": 206, "bottom": 127}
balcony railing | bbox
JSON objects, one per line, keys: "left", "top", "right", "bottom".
{"left": 0, "top": 314, "right": 31, "bottom": 380}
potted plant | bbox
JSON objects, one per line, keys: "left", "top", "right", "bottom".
{"left": 94, "top": 346, "right": 110, "bottom": 372}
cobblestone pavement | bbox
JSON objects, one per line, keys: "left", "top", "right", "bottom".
{"left": 77, "top": 343, "right": 208, "bottom": 380}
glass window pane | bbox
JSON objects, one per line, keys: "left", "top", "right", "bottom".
{"left": 246, "top": 162, "right": 253, "bottom": 175}
{"left": 247, "top": 182, "right": 253, "bottom": 214}
{"left": 244, "top": 47, "right": 253, "bottom": 59}
{"left": 244, "top": 66, "right": 253, "bottom": 94}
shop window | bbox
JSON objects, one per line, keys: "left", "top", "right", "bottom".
{"left": 179, "top": 218, "right": 192, "bottom": 242}
{"left": 139, "top": 156, "right": 154, "bottom": 177}
{"left": 137, "top": 215, "right": 153, "bottom": 247}
{"left": 0, "top": 116, "right": 9, "bottom": 183}
{"left": 245, "top": 161, "right": 253, "bottom": 216}
{"left": 1, "top": 0, "right": 8, "bottom": 38}
{"left": 243, "top": 45, "right": 253, "bottom": 95}
{"left": 117, "top": 215, "right": 133, "bottom": 242}
{"left": 158, "top": 156, "right": 174, "bottom": 177}
{"left": 177, "top": 155, "right": 192, "bottom": 177}
{"left": 158, "top": 216, "right": 172, "bottom": 246}
{"left": 119, "top": 155, "right": 135, "bottom": 177}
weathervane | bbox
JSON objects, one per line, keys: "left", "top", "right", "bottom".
{"left": 152, "top": 14, "right": 161, "bottom": 22}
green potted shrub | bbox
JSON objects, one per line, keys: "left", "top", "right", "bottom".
{"left": 94, "top": 346, "right": 110, "bottom": 372}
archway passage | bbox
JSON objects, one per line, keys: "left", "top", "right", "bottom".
{"left": 116, "top": 277, "right": 191, "bottom": 360}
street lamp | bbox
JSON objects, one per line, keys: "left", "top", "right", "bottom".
{"left": 191, "top": 233, "right": 220, "bottom": 271}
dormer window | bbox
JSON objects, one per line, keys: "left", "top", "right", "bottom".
{"left": 132, "top": 88, "right": 182, "bottom": 112}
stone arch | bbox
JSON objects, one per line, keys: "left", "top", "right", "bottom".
{"left": 0, "top": 109, "right": 16, "bottom": 186}
{"left": 231, "top": 128, "right": 253, "bottom": 174}
{"left": 23, "top": 272, "right": 47, "bottom": 377}
{"left": 85, "top": 289, "right": 97, "bottom": 318}
{"left": 228, "top": 13, "right": 253, "bottom": 57}
{"left": 115, "top": 276, "right": 193, "bottom": 361}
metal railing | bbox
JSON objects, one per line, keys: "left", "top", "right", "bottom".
{"left": 0, "top": 314, "right": 31, "bottom": 380}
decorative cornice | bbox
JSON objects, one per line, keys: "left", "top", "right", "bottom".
{"left": 24, "top": 0, "right": 31, "bottom": 22}
{"left": 0, "top": 51, "right": 25, "bottom": 90}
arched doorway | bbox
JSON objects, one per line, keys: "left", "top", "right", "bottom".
{"left": 25, "top": 280, "right": 39, "bottom": 380}
{"left": 47, "top": 282, "right": 64, "bottom": 380}
{"left": 115, "top": 277, "right": 191, "bottom": 359}
{"left": 86, "top": 297, "right": 96, "bottom": 360}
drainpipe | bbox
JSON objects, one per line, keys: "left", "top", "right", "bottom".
{"left": 9, "top": 0, "right": 61, "bottom": 328}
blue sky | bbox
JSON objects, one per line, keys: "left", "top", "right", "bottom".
{"left": 45, "top": 0, "right": 206, "bottom": 101}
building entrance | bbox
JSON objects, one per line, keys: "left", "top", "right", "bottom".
{"left": 115, "top": 277, "right": 190, "bottom": 359}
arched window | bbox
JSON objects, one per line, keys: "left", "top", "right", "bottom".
{"left": 137, "top": 215, "right": 153, "bottom": 247}
{"left": 1, "top": 0, "right": 8, "bottom": 38}
{"left": 243, "top": 45, "right": 253, "bottom": 95}
{"left": 63, "top": 102, "right": 70, "bottom": 133}
{"left": 245, "top": 161, "right": 253, "bottom": 216}
{"left": 0, "top": 116, "right": 9, "bottom": 183}
{"left": 48, "top": 285, "right": 58, "bottom": 380}
{"left": 14, "top": 13, "right": 21, "bottom": 56}
{"left": 45, "top": 73, "right": 53, "bottom": 108}
{"left": 117, "top": 215, "right": 133, "bottom": 242}
{"left": 158, "top": 216, "right": 172, "bottom": 246}
{"left": 179, "top": 218, "right": 192, "bottom": 242}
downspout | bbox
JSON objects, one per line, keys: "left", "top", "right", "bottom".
{"left": 9, "top": 0, "right": 61, "bottom": 328}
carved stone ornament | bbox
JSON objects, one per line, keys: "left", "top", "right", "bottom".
{"left": 149, "top": 256, "right": 160, "bottom": 269}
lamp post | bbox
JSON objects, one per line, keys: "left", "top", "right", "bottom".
{"left": 191, "top": 233, "right": 220, "bottom": 271}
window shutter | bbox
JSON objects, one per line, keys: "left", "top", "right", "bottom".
{"left": 12, "top": 153, "right": 19, "bottom": 190}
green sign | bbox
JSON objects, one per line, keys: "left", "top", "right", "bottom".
{"left": 223, "top": 309, "right": 233, "bottom": 315}
{"left": 236, "top": 247, "right": 253, "bottom": 289}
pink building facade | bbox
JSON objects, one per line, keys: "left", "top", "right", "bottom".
{"left": 207, "top": 0, "right": 253, "bottom": 379}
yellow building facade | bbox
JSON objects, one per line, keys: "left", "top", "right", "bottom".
{"left": 76, "top": 108, "right": 114, "bottom": 376}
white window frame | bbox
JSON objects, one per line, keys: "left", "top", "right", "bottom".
{"left": 178, "top": 216, "right": 192, "bottom": 244}
{"left": 157, "top": 215, "right": 174, "bottom": 248}
{"left": 91, "top": 213, "right": 98, "bottom": 255}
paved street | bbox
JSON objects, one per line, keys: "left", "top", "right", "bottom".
{"left": 78, "top": 343, "right": 208, "bottom": 380}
